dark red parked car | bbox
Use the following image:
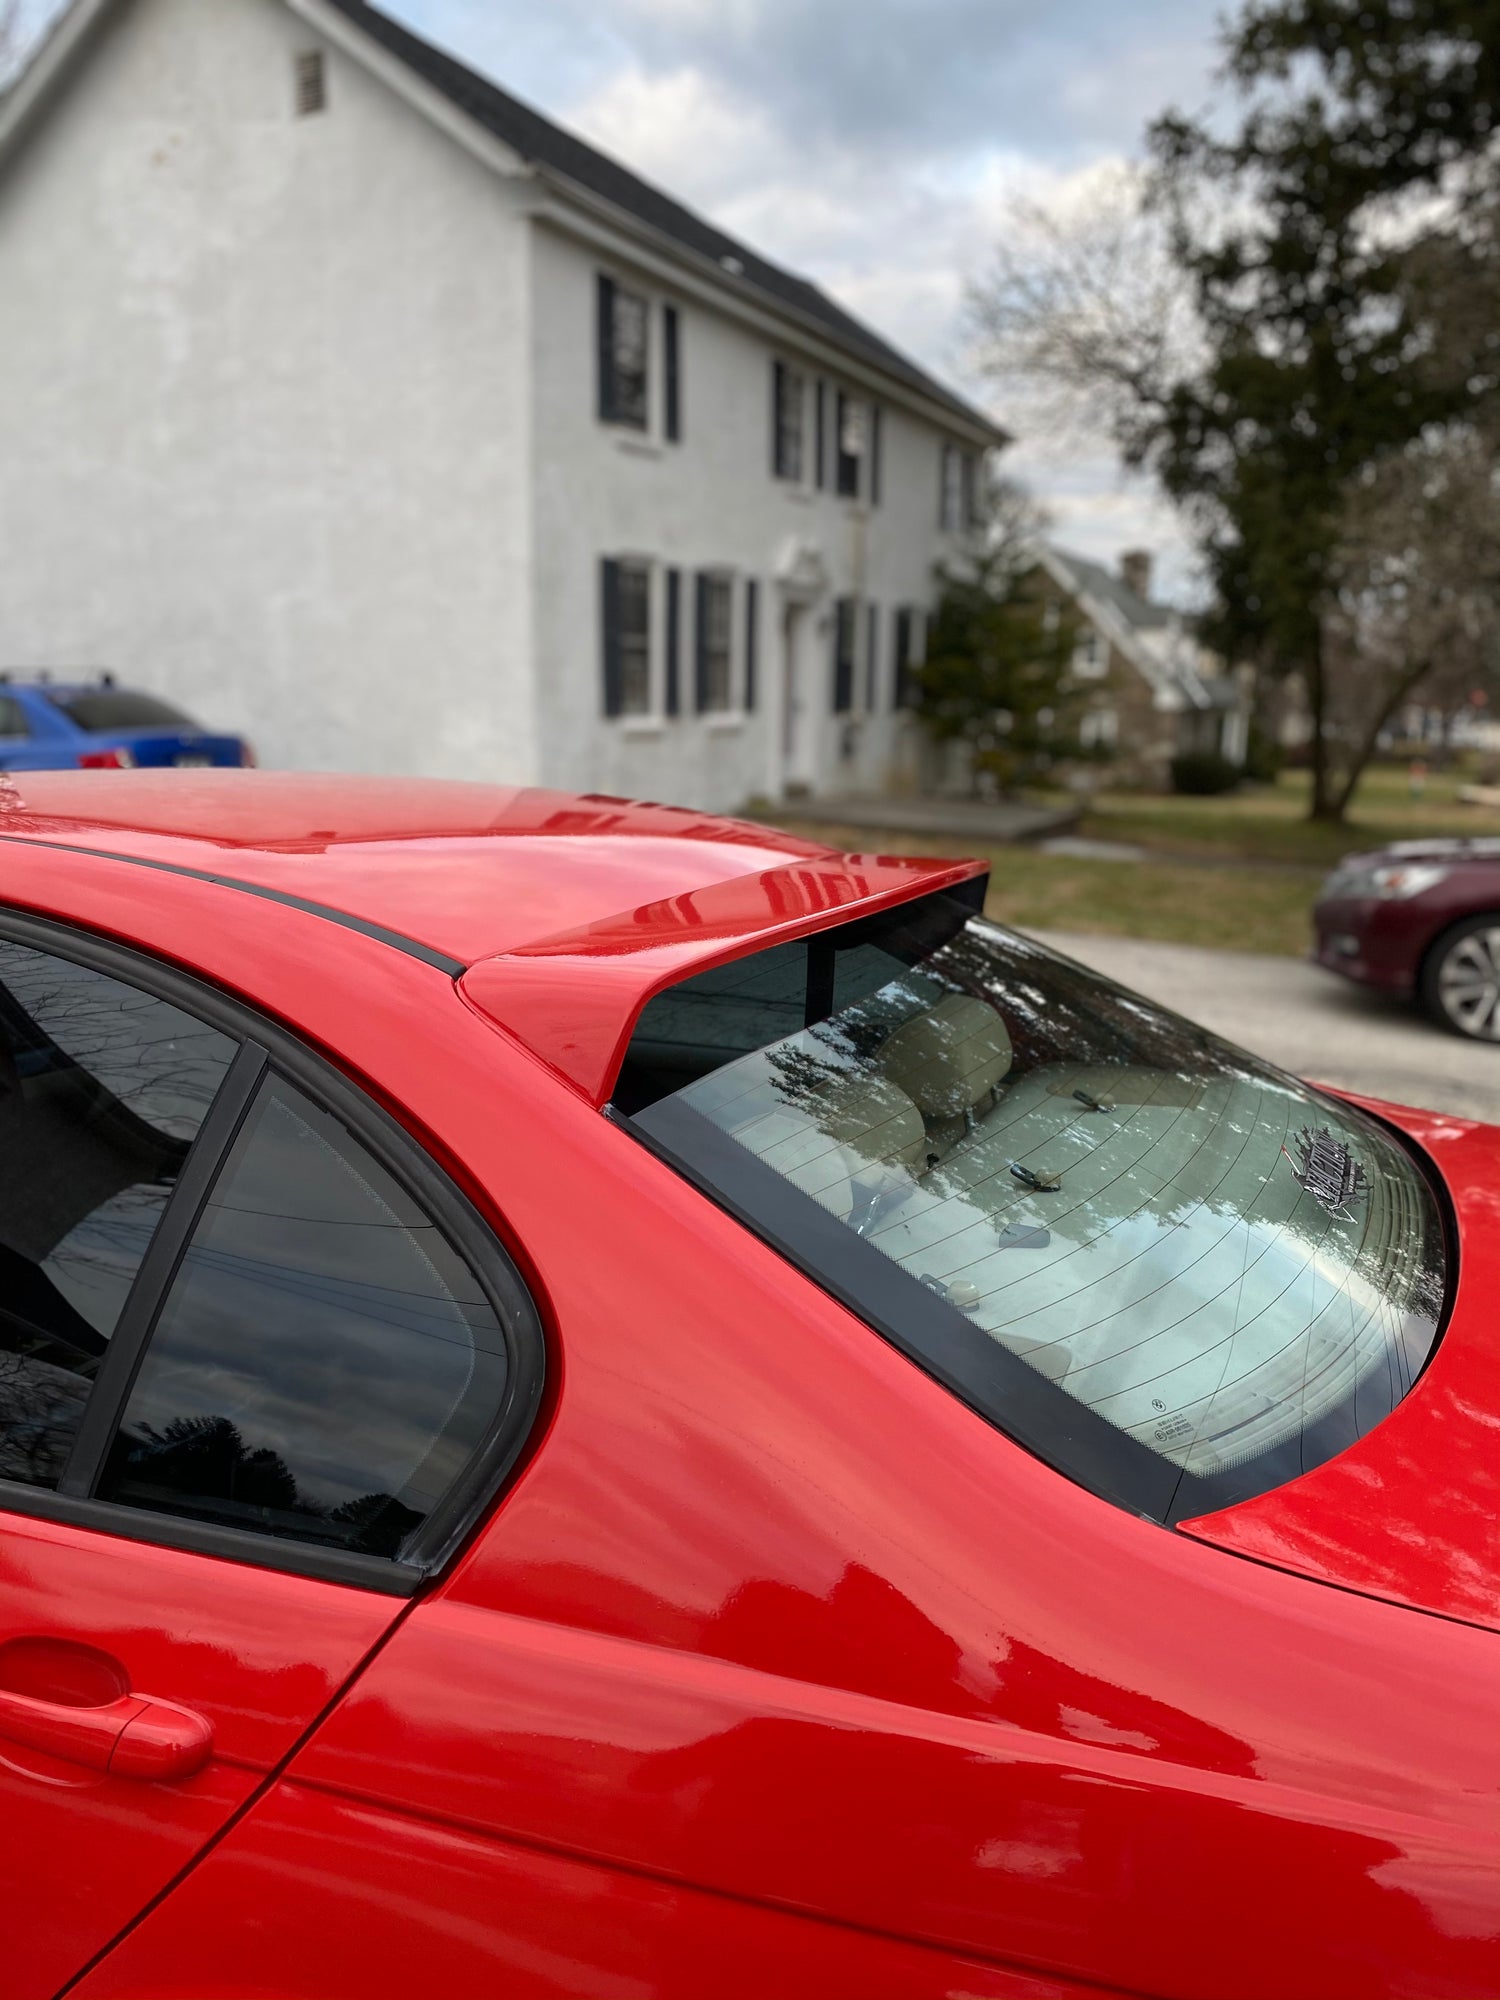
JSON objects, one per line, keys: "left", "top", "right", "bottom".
{"left": 0, "top": 771, "right": 1496, "bottom": 2000}
{"left": 1314, "top": 836, "right": 1500, "bottom": 1038}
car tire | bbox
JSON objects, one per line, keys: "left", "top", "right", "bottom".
{"left": 1419, "top": 914, "right": 1500, "bottom": 1040}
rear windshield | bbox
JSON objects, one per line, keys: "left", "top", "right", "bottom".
{"left": 53, "top": 691, "right": 196, "bottom": 732}
{"left": 615, "top": 887, "right": 1446, "bottom": 1523}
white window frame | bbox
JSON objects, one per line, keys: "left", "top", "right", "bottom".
{"left": 598, "top": 274, "right": 682, "bottom": 451}
{"left": 1079, "top": 705, "right": 1119, "bottom": 749}
{"left": 605, "top": 554, "right": 678, "bottom": 728}
{"left": 773, "top": 360, "right": 811, "bottom": 489}
{"left": 696, "top": 568, "right": 742, "bottom": 720}
{"left": 1072, "top": 627, "right": 1108, "bottom": 679}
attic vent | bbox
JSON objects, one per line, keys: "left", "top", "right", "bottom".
{"left": 295, "top": 50, "right": 326, "bottom": 117}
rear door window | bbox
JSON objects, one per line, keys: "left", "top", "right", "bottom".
{"left": 0, "top": 941, "right": 235, "bottom": 1487}
{"left": 98, "top": 1075, "right": 514, "bottom": 1560}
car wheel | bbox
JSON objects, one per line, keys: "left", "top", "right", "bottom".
{"left": 1419, "top": 915, "right": 1500, "bottom": 1040}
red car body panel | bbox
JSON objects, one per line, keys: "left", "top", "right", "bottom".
{"left": 0, "top": 774, "right": 1497, "bottom": 1999}
{"left": 0, "top": 1508, "right": 396, "bottom": 2000}
{"left": 71, "top": 1784, "right": 1110, "bottom": 2000}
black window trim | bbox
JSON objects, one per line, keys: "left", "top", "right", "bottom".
{"left": 0, "top": 908, "right": 546, "bottom": 1596}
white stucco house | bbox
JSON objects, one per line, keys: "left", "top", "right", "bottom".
{"left": 0, "top": 0, "right": 1005, "bottom": 811}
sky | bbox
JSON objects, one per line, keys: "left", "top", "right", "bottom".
{"left": 390, "top": 0, "right": 1227, "bottom": 601}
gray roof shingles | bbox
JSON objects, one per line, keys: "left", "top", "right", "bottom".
{"left": 325, "top": 0, "right": 1003, "bottom": 440}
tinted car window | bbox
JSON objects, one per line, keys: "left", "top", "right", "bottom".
{"left": 101, "top": 1076, "right": 511, "bottom": 1559}
{"left": 0, "top": 943, "right": 236, "bottom": 1488}
{"left": 0, "top": 696, "right": 27, "bottom": 738}
{"left": 619, "top": 893, "right": 1446, "bottom": 1524}
{"left": 54, "top": 691, "right": 196, "bottom": 731}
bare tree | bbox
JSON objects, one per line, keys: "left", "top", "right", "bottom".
{"left": 966, "top": 167, "right": 1206, "bottom": 464}
{"left": 1320, "top": 426, "right": 1500, "bottom": 813}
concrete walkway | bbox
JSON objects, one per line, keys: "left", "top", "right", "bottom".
{"left": 786, "top": 795, "right": 1081, "bottom": 843}
{"left": 1026, "top": 928, "right": 1500, "bottom": 1124}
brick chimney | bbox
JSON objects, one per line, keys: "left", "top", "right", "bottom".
{"left": 1120, "top": 550, "right": 1153, "bottom": 601}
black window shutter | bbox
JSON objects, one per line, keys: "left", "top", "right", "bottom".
{"left": 815, "top": 381, "right": 827, "bottom": 490}
{"left": 833, "top": 597, "right": 854, "bottom": 713}
{"left": 771, "top": 360, "right": 785, "bottom": 477}
{"left": 745, "top": 578, "right": 759, "bottom": 710}
{"left": 694, "top": 572, "right": 711, "bottom": 712}
{"left": 865, "top": 602, "right": 878, "bottom": 710}
{"left": 665, "top": 568, "right": 681, "bottom": 716}
{"left": 895, "top": 606, "right": 913, "bottom": 707}
{"left": 962, "top": 451, "right": 978, "bottom": 530}
{"left": 664, "top": 306, "right": 681, "bottom": 442}
{"left": 870, "top": 405, "right": 883, "bottom": 507}
{"left": 597, "top": 275, "right": 617, "bottom": 423}
{"left": 601, "top": 557, "right": 623, "bottom": 717}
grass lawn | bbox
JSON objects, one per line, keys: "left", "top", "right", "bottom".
{"left": 1072, "top": 764, "right": 1500, "bottom": 868}
{"left": 770, "top": 764, "right": 1500, "bottom": 960}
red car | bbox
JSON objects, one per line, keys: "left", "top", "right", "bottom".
{"left": 1314, "top": 836, "right": 1500, "bottom": 1039}
{"left": 0, "top": 771, "right": 1495, "bottom": 2000}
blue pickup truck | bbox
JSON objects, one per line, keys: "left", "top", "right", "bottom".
{"left": 0, "top": 675, "right": 252, "bottom": 771}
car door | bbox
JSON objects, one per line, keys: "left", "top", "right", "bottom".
{"left": 0, "top": 917, "right": 542, "bottom": 2000}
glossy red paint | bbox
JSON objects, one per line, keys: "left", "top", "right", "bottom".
{"left": 1, "top": 780, "right": 1497, "bottom": 2000}
{"left": 1181, "top": 1094, "right": 1500, "bottom": 1631}
{"left": 0, "top": 769, "right": 843, "bottom": 962}
{"left": 460, "top": 848, "right": 985, "bottom": 1102}
{"left": 70, "top": 1784, "right": 1115, "bottom": 2000}
{"left": 0, "top": 1507, "right": 395, "bottom": 2000}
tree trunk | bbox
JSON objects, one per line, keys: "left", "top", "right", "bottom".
{"left": 1325, "top": 660, "right": 1438, "bottom": 822}
{"left": 1304, "top": 630, "right": 1342, "bottom": 821}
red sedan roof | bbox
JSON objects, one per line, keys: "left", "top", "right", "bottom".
{"left": 0, "top": 773, "right": 986, "bottom": 1099}
{"left": 0, "top": 771, "right": 826, "bottom": 960}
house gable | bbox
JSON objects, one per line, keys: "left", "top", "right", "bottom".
{"left": 0, "top": 0, "right": 539, "bottom": 776}
{"left": 3, "top": 0, "right": 1005, "bottom": 449}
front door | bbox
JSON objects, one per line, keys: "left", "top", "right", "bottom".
{"left": 0, "top": 922, "right": 524, "bottom": 1998}
{"left": 780, "top": 599, "right": 819, "bottom": 795}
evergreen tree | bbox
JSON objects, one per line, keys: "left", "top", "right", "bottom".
{"left": 1147, "top": 0, "right": 1500, "bottom": 817}
{"left": 915, "top": 481, "right": 1081, "bottom": 795}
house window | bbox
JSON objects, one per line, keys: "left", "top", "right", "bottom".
{"left": 940, "top": 444, "right": 976, "bottom": 532}
{"left": 815, "top": 381, "right": 828, "bottom": 489}
{"left": 1073, "top": 629, "right": 1107, "bottom": 679}
{"left": 836, "top": 394, "right": 865, "bottom": 499}
{"left": 773, "top": 362, "right": 805, "bottom": 481}
{"left": 598, "top": 276, "right": 650, "bottom": 430}
{"left": 696, "top": 573, "right": 734, "bottom": 713}
{"left": 833, "top": 598, "right": 857, "bottom": 713}
{"left": 1080, "top": 706, "right": 1118, "bottom": 749}
{"left": 601, "top": 557, "right": 653, "bottom": 717}
{"left": 295, "top": 50, "right": 326, "bottom": 117}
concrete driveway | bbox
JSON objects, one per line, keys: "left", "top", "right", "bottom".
{"left": 1027, "top": 929, "right": 1500, "bottom": 1125}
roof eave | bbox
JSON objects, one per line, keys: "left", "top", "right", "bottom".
{"left": 0, "top": 0, "right": 115, "bottom": 172}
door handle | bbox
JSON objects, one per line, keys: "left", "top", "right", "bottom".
{"left": 0, "top": 1684, "right": 212, "bottom": 1782}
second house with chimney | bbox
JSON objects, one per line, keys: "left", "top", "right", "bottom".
{"left": 1036, "top": 547, "right": 1251, "bottom": 790}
